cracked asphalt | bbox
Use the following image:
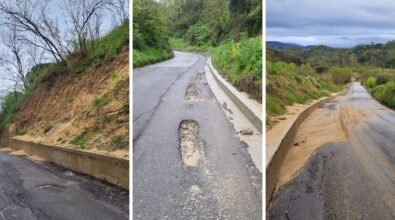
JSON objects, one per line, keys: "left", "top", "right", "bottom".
{"left": 0, "top": 151, "right": 128, "bottom": 220}
{"left": 268, "top": 83, "right": 395, "bottom": 220}
{"left": 133, "top": 51, "right": 262, "bottom": 219}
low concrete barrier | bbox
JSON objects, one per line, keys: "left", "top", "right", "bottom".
{"left": 266, "top": 86, "right": 350, "bottom": 203}
{"left": 0, "top": 137, "right": 129, "bottom": 189}
{"left": 207, "top": 58, "right": 262, "bottom": 132}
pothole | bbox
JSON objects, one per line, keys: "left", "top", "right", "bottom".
{"left": 195, "top": 72, "right": 203, "bottom": 80}
{"left": 178, "top": 120, "right": 203, "bottom": 166}
{"left": 185, "top": 83, "right": 200, "bottom": 101}
{"left": 38, "top": 184, "right": 65, "bottom": 193}
{"left": 189, "top": 185, "right": 202, "bottom": 197}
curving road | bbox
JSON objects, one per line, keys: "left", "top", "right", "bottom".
{"left": 0, "top": 151, "right": 128, "bottom": 220}
{"left": 268, "top": 83, "right": 395, "bottom": 219}
{"left": 133, "top": 51, "right": 262, "bottom": 219}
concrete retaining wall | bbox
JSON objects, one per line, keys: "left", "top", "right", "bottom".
{"left": 207, "top": 58, "right": 262, "bottom": 132}
{"left": 0, "top": 137, "right": 129, "bottom": 189}
{"left": 266, "top": 88, "right": 348, "bottom": 203}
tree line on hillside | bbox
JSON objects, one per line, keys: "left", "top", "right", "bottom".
{"left": 163, "top": 0, "right": 261, "bottom": 46}
{"left": 268, "top": 40, "right": 395, "bottom": 70}
{"left": 133, "top": 0, "right": 261, "bottom": 58}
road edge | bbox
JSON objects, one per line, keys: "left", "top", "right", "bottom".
{"left": 266, "top": 84, "right": 351, "bottom": 204}
{"left": 207, "top": 57, "right": 262, "bottom": 132}
{"left": 0, "top": 137, "right": 129, "bottom": 189}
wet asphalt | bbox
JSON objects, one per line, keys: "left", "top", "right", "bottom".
{"left": 0, "top": 151, "right": 129, "bottom": 220}
{"left": 133, "top": 51, "right": 262, "bottom": 219}
{"left": 268, "top": 83, "right": 395, "bottom": 220}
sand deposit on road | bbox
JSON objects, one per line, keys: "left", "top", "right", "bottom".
{"left": 276, "top": 102, "right": 372, "bottom": 189}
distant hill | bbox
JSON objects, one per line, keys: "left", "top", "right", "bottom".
{"left": 267, "top": 41, "right": 315, "bottom": 49}
{"left": 266, "top": 48, "right": 304, "bottom": 65}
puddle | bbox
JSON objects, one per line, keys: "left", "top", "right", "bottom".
{"left": 178, "top": 120, "right": 203, "bottom": 166}
{"left": 38, "top": 184, "right": 65, "bottom": 193}
{"left": 185, "top": 83, "right": 200, "bottom": 101}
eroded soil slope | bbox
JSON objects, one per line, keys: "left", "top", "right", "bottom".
{"left": 7, "top": 50, "right": 129, "bottom": 158}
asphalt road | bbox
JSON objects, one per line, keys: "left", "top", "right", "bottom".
{"left": 268, "top": 83, "right": 395, "bottom": 220}
{"left": 133, "top": 51, "right": 262, "bottom": 219}
{"left": 0, "top": 151, "right": 128, "bottom": 220}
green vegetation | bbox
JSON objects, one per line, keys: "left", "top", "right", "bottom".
{"left": 365, "top": 77, "right": 377, "bottom": 91}
{"left": 0, "top": 22, "right": 129, "bottom": 132}
{"left": 133, "top": 0, "right": 173, "bottom": 67}
{"left": 164, "top": 0, "right": 262, "bottom": 101}
{"left": 70, "top": 133, "right": 88, "bottom": 149}
{"left": 16, "top": 129, "right": 28, "bottom": 136}
{"left": 266, "top": 61, "right": 345, "bottom": 123}
{"left": 43, "top": 124, "right": 53, "bottom": 134}
{"left": 372, "top": 82, "right": 395, "bottom": 107}
{"left": 93, "top": 95, "right": 111, "bottom": 108}
{"left": 112, "top": 135, "right": 125, "bottom": 148}
{"left": 212, "top": 38, "right": 262, "bottom": 100}
{"left": 0, "top": 92, "right": 24, "bottom": 130}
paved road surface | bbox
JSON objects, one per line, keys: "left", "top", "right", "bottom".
{"left": 268, "top": 83, "right": 395, "bottom": 220}
{"left": 133, "top": 51, "right": 262, "bottom": 219}
{"left": 0, "top": 151, "right": 128, "bottom": 220}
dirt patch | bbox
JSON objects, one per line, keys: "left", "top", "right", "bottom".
{"left": 185, "top": 83, "right": 200, "bottom": 101}
{"left": 9, "top": 149, "right": 28, "bottom": 156}
{"left": 189, "top": 185, "right": 202, "bottom": 197}
{"left": 8, "top": 49, "right": 129, "bottom": 156}
{"left": 276, "top": 103, "right": 373, "bottom": 189}
{"left": 178, "top": 120, "right": 203, "bottom": 167}
{"left": 276, "top": 103, "right": 347, "bottom": 189}
{"left": 0, "top": 148, "right": 14, "bottom": 153}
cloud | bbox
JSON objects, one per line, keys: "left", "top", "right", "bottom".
{"left": 267, "top": 0, "right": 395, "bottom": 47}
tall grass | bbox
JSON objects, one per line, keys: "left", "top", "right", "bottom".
{"left": 266, "top": 61, "right": 344, "bottom": 122}
{"left": 211, "top": 37, "right": 262, "bottom": 101}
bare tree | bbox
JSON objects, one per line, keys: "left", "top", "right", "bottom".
{"left": 0, "top": 23, "right": 28, "bottom": 91}
{"left": 0, "top": 0, "right": 69, "bottom": 64}
{"left": 63, "top": 0, "right": 113, "bottom": 56}
{"left": 87, "top": 11, "right": 104, "bottom": 48}
{"left": 113, "top": 0, "right": 128, "bottom": 23}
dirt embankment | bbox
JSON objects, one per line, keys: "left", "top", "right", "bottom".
{"left": 7, "top": 50, "right": 129, "bottom": 158}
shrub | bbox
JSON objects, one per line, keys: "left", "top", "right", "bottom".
{"left": 328, "top": 66, "right": 352, "bottom": 84}
{"left": 70, "top": 133, "right": 88, "bottom": 149}
{"left": 0, "top": 92, "right": 24, "bottom": 130}
{"left": 112, "top": 135, "right": 125, "bottom": 147}
{"left": 43, "top": 124, "right": 53, "bottom": 134}
{"left": 16, "top": 129, "right": 27, "bottom": 136}
{"left": 365, "top": 77, "right": 377, "bottom": 90}
{"left": 376, "top": 74, "right": 390, "bottom": 85}
{"left": 93, "top": 95, "right": 111, "bottom": 108}
{"left": 185, "top": 22, "right": 212, "bottom": 46}
{"left": 372, "top": 81, "right": 395, "bottom": 108}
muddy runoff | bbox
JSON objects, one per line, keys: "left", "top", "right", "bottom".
{"left": 276, "top": 100, "right": 372, "bottom": 190}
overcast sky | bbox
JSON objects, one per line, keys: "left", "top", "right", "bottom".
{"left": 267, "top": 0, "right": 395, "bottom": 48}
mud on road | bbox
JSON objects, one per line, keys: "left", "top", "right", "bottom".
{"left": 268, "top": 83, "right": 395, "bottom": 219}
